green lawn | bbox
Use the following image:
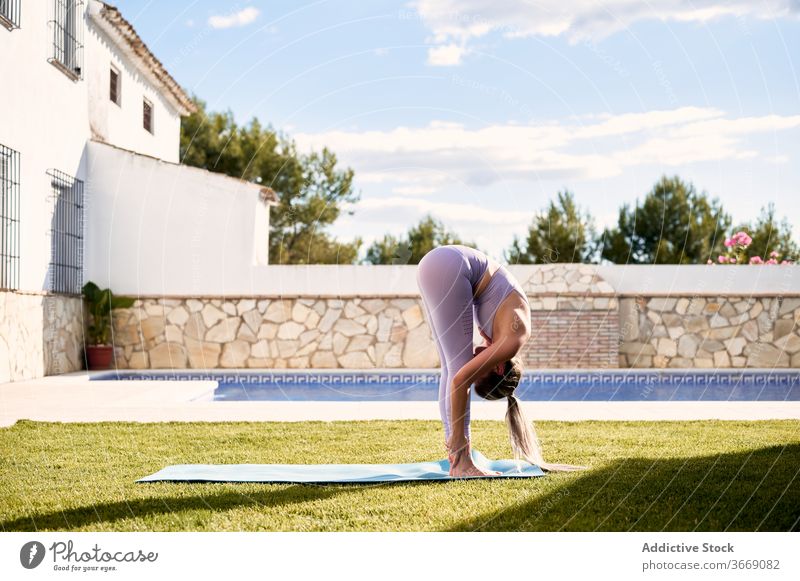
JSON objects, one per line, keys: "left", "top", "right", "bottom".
{"left": 1, "top": 419, "right": 798, "bottom": 531}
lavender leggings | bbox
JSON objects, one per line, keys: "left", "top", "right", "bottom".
{"left": 416, "top": 246, "right": 484, "bottom": 442}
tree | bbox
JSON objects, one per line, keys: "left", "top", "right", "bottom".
{"left": 599, "top": 175, "right": 731, "bottom": 264}
{"left": 505, "top": 191, "right": 596, "bottom": 264}
{"left": 732, "top": 203, "right": 798, "bottom": 262}
{"left": 180, "top": 96, "right": 362, "bottom": 264}
{"left": 364, "top": 214, "right": 474, "bottom": 264}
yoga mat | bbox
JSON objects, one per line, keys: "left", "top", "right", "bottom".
{"left": 137, "top": 449, "right": 545, "bottom": 483}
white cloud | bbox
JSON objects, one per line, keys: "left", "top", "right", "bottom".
{"left": 427, "top": 43, "right": 466, "bottom": 66}
{"left": 208, "top": 7, "right": 260, "bottom": 30}
{"left": 355, "top": 197, "right": 528, "bottom": 225}
{"left": 392, "top": 185, "right": 438, "bottom": 195}
{"left": 411, "top": 0, "right": 799, "bottom": 62}
{"left": 294, "top": 107, "right": 800, "bottom": 190}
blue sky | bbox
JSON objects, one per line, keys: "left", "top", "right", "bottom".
{"left": 116, "top": 0, "right": 800, "bottom": 260}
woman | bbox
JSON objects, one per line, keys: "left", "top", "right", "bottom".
{"left": 416, "top": 244, "right": 587, "bottom": 477}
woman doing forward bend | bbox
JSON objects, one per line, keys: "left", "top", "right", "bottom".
{"left": 416, "top": 244, "right": 587, "bottom": 477}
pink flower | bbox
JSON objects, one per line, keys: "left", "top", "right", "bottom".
{"left": 707, "top": 259, "right": 714, "bottom": 265}
{"left": 724, "top": 238, "right": 733, "bottom": 248}
{"left": 749, "top": 256, "right": 763, "bottom": 264}
{"left": 766, "top": 258, "right": 778, "bottom": 265}
{"left": 730, "top": 257, "right": 737, "bottom": 264}
{"left": 781, "top": 260, "right": 790, "bottom": 265}
{"left": 733, "top": 231, "right": 752, "bottom": 247}
{"left": 718, "top": 255, "right": 728, "bottom": 263}
{"left": 770, "top": 251, "right": 779, "bottom": 258}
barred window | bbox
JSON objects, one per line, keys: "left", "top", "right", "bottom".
{"left": 46, "top": 170, "right": 84, "bottom": 295}
{"left": 0, "top": 144, "right": 20, "bottom": 291}
{"left": 143, "top": 98, "right": 153, "bottom": 133}
{"left": 49, "top": 0, "right": 83, "bottom": 80}
{"left": 110, "top": 64, "right": 120, "bottom": 105}
{"left": 0, "top": 0, "right": 21, "bottom": 29}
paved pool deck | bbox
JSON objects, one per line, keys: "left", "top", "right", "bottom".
{"left": 1, "top": 370, "right": 799, "bottom": 428}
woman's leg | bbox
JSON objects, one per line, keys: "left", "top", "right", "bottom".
{"left": 416, "top": 248, "right": 475, "bottom": 443}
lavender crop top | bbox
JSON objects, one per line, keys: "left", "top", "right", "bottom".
{"left": 446, "top": 245, "right": 528, "bottom": 341}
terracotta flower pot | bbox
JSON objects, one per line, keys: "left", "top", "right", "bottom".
{"left": 86, "top": 345, "right": 115, "bottom": 370}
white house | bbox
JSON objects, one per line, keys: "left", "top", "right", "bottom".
{"left": 0, "top": 0, "right": 278, "bottom": 382}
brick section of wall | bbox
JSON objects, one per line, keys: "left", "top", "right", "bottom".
{"left": 521, "top": 308, "right": 619, "bottom": 369}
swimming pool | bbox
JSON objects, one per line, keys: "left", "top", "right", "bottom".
{"left": 91, "top": 369, "right": 800, "bottom": 401}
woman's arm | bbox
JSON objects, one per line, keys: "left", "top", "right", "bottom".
{"left": 447, "top": 335, "right": 524, "bottom": 452}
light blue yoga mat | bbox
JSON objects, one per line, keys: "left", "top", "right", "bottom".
{"left": 137, "top": 450, "right": 545, "bottom": 483}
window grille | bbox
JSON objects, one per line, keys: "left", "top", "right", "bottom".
{"left": 46, "top": 169, "right": 84, "bottom": 295}
{"left": 49, "top": 0, "right": 83, "bottom": 79}
{"left": 143, "top": 98, "right": 153, "bottom": 133}
{"left": 0, "top": 144, "right": 20, "bottom": 291}
{"left": 110, "top": 65, "right": 120, "bottom": 104}
{"left": 0, "top": 0, "right": 21, "bottom": 29}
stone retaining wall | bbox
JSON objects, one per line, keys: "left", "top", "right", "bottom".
{"left": 619, "top": 296, "right": 800, "bottom": 368}
{"left": 111, "top": 297, "right": 438, "bottom": 370}
{"left": 107, "top": 265, "right": 800, "bottom": 371}
{"left": 44, "top": 294, "right": 86, "bottom": 375}
{"left": 4, "top": 266, "right": 800, "bottom": 382}
{"left": 0, "top": 291, "right": 84, "bottom": 382}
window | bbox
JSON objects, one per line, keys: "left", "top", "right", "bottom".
{"left": 109, "top": 65, "right": 120, "bottom": 105}
{"left": 46, "top": 169, "right": 84, "bottom": 295}
{"left": 143, "top": 98, "right": 153, "bottom": 133}
{"left": 49, "top": 0, "right": 83, "bottom": 80}
{"left": 0, "top": 0, "right": 21, "bottom": 30}
{"left": 0, "top": 144, "right": 20, "bottom": 291}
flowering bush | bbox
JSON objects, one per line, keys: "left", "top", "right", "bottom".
{"left": 707, "top": 230, "right": 793, "bottom": 265}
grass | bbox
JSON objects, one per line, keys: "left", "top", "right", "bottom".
{"left": 1, "top": 419, "right": 799, "bottom": 531}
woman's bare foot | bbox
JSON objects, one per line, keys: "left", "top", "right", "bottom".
{"left": 448, "top": 445, "right": 500, "bottom": 478}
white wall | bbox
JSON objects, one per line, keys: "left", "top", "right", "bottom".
{"left": 85, "top": 141, "right": 270, "bottom": 295}
{"left": 0, "top": 1, "right": 89, "bottom": 292}
{"left": 85, "top": 3, "right": 182, "bottom": 163}
{"left": 0, "top": 2, "right": 187, "bottom": 293}
{"left": 596, "top": 264, "right": 800, "bottom": 296}
{"left": 81, "top": 159, "right": 800, "bottom": 304}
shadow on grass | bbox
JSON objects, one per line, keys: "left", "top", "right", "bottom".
{"left": 445, "top": 444, "right": 800, "bottom": 532}
{"left": 4, "top": 445, "right": 799, "bottom": 532}
{"left": 1, "top": 484, "right": 352, "bottom": 531}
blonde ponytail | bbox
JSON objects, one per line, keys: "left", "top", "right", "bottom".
{"left": 505, "top": 393, "right": 544, "bottom": 466}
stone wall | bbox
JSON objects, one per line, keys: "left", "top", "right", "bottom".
{"left": 112, "top": 297, "right": 440, "bottom": 370}
{"left": 619, "top": 296, "right": 800, "bottom": 368}
{"left": 110, "top": 264, "right": 623, "bottom": 370}
{"left": 0, "top": 291, "right": 84, "bottom": 382}
{"left": 4, "top": 266, "right": 799, "bottom": 381}
{"left": 43, "top": 294, "right": 86, "bottom": 375}
{"left": 107, "top": 266, "right": 800, "bottom": 371}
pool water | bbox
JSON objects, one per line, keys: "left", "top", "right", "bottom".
{"left": 91, "top": 370, "right": 800, "bottom": 401}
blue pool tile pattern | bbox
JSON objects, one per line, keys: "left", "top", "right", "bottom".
{"left": 91, "top": 370, "right": 800, "bottom": 401}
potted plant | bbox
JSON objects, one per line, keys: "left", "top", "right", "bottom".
{"left": 81, "top": 281, "right": 136, "bottom": 370}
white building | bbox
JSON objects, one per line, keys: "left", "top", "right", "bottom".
{"left": 0, "top": 0, "right": 278, "bottom": 382}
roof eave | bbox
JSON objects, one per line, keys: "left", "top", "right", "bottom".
{"left": 88, "top": 0, "right": 197, "bottom": 116}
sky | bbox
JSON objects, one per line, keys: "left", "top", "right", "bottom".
{"left": 115, "top": 0, "right": 800, "bottom": 261}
